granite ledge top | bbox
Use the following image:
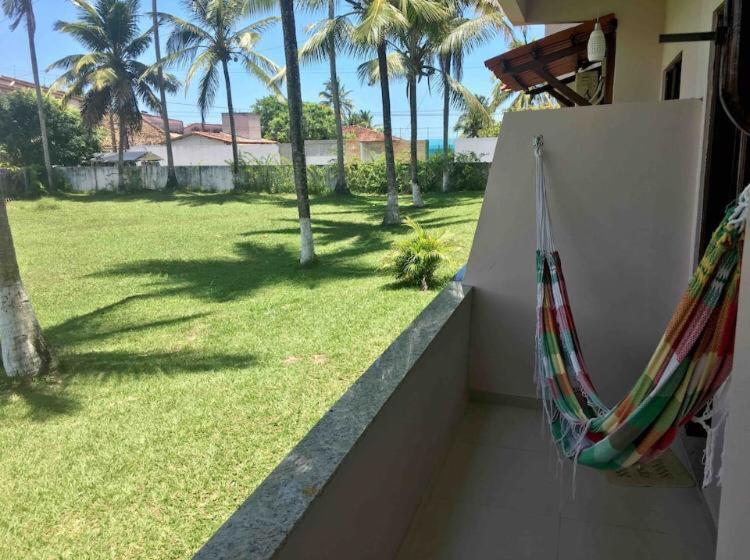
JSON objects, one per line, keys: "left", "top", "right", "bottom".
{"left": 193, "top": 281, "right": 471, "bottom": 560}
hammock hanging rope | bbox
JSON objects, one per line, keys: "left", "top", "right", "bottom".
{"left": 533, "top": 135, "right": 748, "bottom": 472}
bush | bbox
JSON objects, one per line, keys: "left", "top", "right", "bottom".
{"left": 345, "top": 153, "right": 489, "bottom": 194}
{"left": 236, "top": 155, "right": 334, "bottom": 195}
{"left": 0, "top": 166, "right": 44, "bottom": 199}
{"left": 382, "top": 218, "right": 456, "bottom": 290}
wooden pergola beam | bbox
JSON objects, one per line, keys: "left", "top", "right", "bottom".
{"left": 499, "top": 60, "right": 527, "bottom": 91}
{"left": 532, "top": 66, "right": 591, "bottom": 106}
{"left": 547, "top": 89, "right": 575, "bottom": 107}
{"left": 527, "top": 74, "right": 576, "bottom": 98}
{"left": 500, "top": 42, "right": 587, "bottom": 78}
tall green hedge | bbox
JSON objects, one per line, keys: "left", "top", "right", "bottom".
{"left": 236, "top": 153, "right": 489, "bottom": 195}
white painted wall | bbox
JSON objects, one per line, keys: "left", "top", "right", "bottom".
{"left": 464, "top": 100, "right": 704, "bottom": 403}
{"left": 454, "top": 138, "right": 498, "bottom": 162}
{"left": 279, "top": 140, "right": 337, "bottom": 165}
{"left": 58, "top": 166, "right": 121, "bottom": 191}
{"left": 133, "top": 135, "right": 280, "bottom": 166}
{"left": 59, "top": 165, "right": 236, "bottom": 192}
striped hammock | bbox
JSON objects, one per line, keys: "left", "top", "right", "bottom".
{"left": 533, "top": 135, "right": 747, "bottom": 473}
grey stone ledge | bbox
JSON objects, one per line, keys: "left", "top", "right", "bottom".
{"left": 194, "top": 281, "right": 471, "bottom": 560}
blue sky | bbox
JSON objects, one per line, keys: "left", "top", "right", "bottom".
{"left": 1, "top": 0, "right": 542, "bottom": 139}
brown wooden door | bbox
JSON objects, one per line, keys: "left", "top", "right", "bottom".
{"left": 699, "top": 6, "right": 750, "bottom": 255}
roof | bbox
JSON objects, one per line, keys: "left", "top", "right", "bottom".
{"left": 484, "top": 14, "right": 617, "bottom": 92}
{"left": 185, "top": 123, "right": 224, "bottom": 133}
{"left": 176, "top": 131, "right": 277, "bottom": 144}
{"left": 343, "top": 125, "right": 402, "bottom": 142}
{"left": 0, "top": 74, "right": 81, "bottom": 104}
{"left": 91, "top": 151, "right": 163, "bottom": 163}
{"left": 141, "top": 112, "right": 184, "bottom": 134}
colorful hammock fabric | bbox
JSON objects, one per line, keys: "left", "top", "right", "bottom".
{"left": 533, "top": 135, "right": 747, "bottom": 471}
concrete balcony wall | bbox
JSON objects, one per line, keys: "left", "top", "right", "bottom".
{"left": 463, "top": 100, "right": 704, "bottom": 404}
{"left": 195, "top": 284, "right": 472, "bottom": 560}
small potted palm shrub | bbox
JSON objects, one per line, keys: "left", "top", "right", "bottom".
{"left": 382, "top": 218, "right": 456, "bottom": 290}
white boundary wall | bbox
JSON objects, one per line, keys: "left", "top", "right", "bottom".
{"left": 454, "top": 138, "right": 498, "bottom": 162}
{"left": 58, "top": 165, "right": 236, "bottom": 192}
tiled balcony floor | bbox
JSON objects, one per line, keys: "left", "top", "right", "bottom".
{"left": 397, "top": 403, "right": 716, "bottom": 560}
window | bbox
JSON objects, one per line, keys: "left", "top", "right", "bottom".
{"left": 663, "top": 52, "right": 683, "bottom": 101}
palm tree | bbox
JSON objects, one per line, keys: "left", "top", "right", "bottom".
{"left": 453, "top": 94, "right": 498, "bottom": 137}
{"left": 50, "top": 0, "right": 178, "bottom": 191}
{"left": 438, "top": 0, "right": 512, "bottom": 191}
{"left": 352, "top": 0, "right": 412, "bottom": 225}
{"left": 299, "top": 0, "right": 352, "bottom": 195}
{"left": 151, "top": 0, "right": 178, "bottom": 190}
{"left": 346, "top": 108, "right": 373, "bottom": 127}
{"left": 280, "top": 0, "right": 315, "bottom": 263}
{"left": 2, "top": 0, "right": 55, "bottom": 192}
{"left": 319, "top": 79, "right": 354, "bottom": 121}
{"left": 162, "top": 0, "right": 281, "bottom": 178}
{"left": 357, "top": 0, "right": 448, "bottom": 208}
{"left": 0, "top": 195, "right": 53, "bottom": 377}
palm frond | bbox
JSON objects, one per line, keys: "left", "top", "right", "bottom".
{"left": 238, "top": 53, "right": 283, "bottom": 97}
{"left": 196, "top": 61, "right": 219, "bottom": 122}
{"left": 356, "top": 51, "right": 407, "bottom": 85}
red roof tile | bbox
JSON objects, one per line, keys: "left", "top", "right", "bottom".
{"left": 177, "top": 131, "right": 277, "bottom": 144}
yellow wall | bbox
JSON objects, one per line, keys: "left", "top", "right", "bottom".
{"left": 522, "top": 0, "right": 668, "bottom": 103}
{"left": 511, "top": 0, "right": 723, "bottom": 104}
{"left": 661, "top": 0, "right": 724, "bottom": 100}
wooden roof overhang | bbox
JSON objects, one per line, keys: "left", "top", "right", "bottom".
{"left": 485, "top": 14, "right": 617, "bottom": 107}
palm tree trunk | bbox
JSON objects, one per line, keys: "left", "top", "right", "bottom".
{"left": 328, "top": 0, "right": 348, "bottom": 195}
{"left": 221, "top": 58, "right": 240, "bottom": 182}
{"left": 280, "top": 0, "right": 314, "bottom": 264}
{"left": 408, "top": 73, "right": 424, "bottom": 207}
{"left": 108, "top": 111, "right": 117, "bottom": 152}
{"left": 25, "top": 10, "right": 54, "bottom": 193}
{"left": 151, "top": 0, "right": 177, "bottom": 191}
{"left": 0, "top": 196, "right": 52, "bottom": 378}
{"left": 441, "top": 54, "right": 451, "bottom": 193}
{"left": 377, "top": 40, "right": 400, "bottom": 226}
{"left": 117, "top": 113, "right": 126, "bottom": 191}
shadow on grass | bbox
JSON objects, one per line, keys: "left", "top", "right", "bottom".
{"left": 60, "top": 349, "right": 254, "bottom": 378}
{"left": 0, "top": 346, "right": 254, "bottom": 422}
{"left": 45, "top": 294, "right": 210, "bottom": 347}
{"left": 0, "top": 296, "right": 254, "bottom": 421}
{"left": 94, "top": 239, "right": 379, "bottom": 303}
{"left": 0, "top": 377, "right": 80, "bottom": 422}
{"left": 89, "top": 196, "right": 477, "bottom": 304}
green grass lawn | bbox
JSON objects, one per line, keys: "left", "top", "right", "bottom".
{"left": 0, "top": 191, "right": 483, "bottom": 559}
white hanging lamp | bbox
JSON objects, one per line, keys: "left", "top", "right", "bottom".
{"left": 587, "top": 19, "right": 607, "bottom": 62}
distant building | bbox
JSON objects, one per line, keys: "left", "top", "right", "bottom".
{"left": 343, "top": 125, "right": 426, "bottom": 162}
{"left": 90, "top": 150, "right": 163, "bottom": 166}
{"left": 0, "top": 74, "right": 82, "bottom": 109}
{"left": 99, "top": 112, "right": 183, "bottom": 152}
{"left": 131, "top": 112, "right": 279, "bottom": 166}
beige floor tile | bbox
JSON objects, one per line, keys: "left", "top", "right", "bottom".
{"left": 455, "top": 403, "right": 548, "bottom": 452}
{"left": 397, "top": 498, "right": 559, "bottom": 560}
{"left": 557, "top": 517, "right": 714, "bottom": 560}
{"left": 560, "top": 464, "right": 714, "bottom": 545}
{"left": 429, "top": 440, "right": 564, "bottom": 513}
{"left": 399, "top": 405, "right": 715, "bottom": 560}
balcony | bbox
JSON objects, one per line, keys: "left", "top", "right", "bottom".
{"left": 194, "top": 100, "right": 734, "bottom": 559}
